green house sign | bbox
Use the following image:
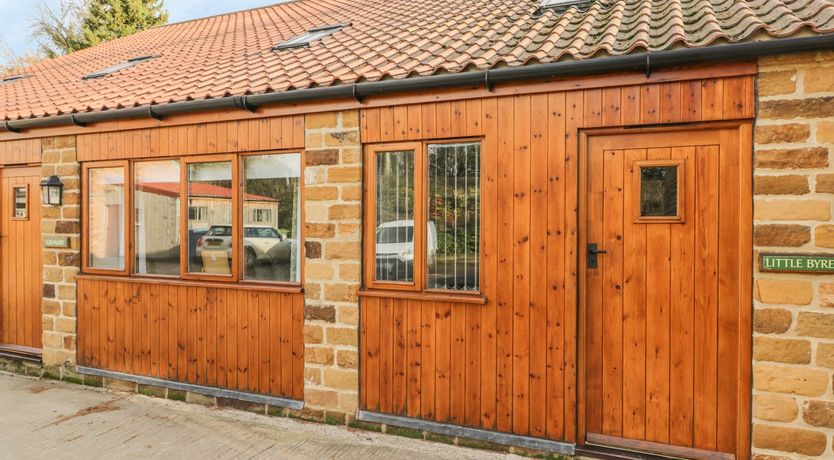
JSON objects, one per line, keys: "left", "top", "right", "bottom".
{"left": 44, "top": 237, "right": 70, "bottom": 249}
{"left": 760, "top": 253, "right": 834, "bottom": 274}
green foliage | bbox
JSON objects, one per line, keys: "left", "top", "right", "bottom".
{"left": 82, "top": 0, "right": 168, "bottom": 47}
{"left": 31, "top": 0, "right": 168, "bottom": 59}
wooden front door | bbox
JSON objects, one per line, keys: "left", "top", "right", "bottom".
{"left": 580, "top": 126, "right": 752, "bottom": 460}
{"left": 0, "top": 166, "right": 43, "bottom": 355}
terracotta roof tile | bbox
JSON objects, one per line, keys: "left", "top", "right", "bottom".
{"left": 2, "top": 0, "right": 834, "bottom": 121}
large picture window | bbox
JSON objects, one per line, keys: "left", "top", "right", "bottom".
{"left": 84, "top": 162, "right": 127, "bottom": 273}
{"left": 185, "top": 157, "right": 236, "bottom": 278}
{"left": 83, "top": 152, "right": 301, "bottom": 286}
{"left": 364, "top": 140, "right": 481, "bottom": 293}
{"left": 242, "top": 153, "right": 301, "bottom": 283}
{"left": 427, "top": 143, "right": 480, "bottom": 292}
{"left": 134, "top": 160, "right": 180, "bottom": 276}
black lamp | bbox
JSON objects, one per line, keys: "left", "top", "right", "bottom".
{"left": 40, "top": 175, "right": 64, "bottom": 206}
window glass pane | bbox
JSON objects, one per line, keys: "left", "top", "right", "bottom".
{"left": 188, "top": 161, "right": 232, "bottom": 275}
{"left": 427, "top": 143, "right": 480, "bottom": 292}
{"left": 243, "top": 154, "right": 301, "bottom": 283}
{"left": 88, "top": 167, "right": 125, "bottom": 270}
{"left": 640, "top": 166, "right": 678, "bottom": 217}
{"left": 375, "top": 150, "right": 414, "bottom": 283}
{"left": 134, "top": 160, "right": 180, "bottom": 276}
{"left": 13, "top": 187, "right": 27, "bottom": 219}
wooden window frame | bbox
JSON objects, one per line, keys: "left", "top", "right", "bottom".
{"left": 632, "top": 158, "right": 685, "bottom": 224}
{"left": 82, "top": 160, "right": 130, "bottom": 276}
{"left": 421, "top": 139, "right": 484, "bottom": 296}
{"left": 82, "top": 151, "right": 304, "bottom": 288}
{"left": 131, "top": 157, "right": 182, "bottom": 280}
{"left": 180, "top": 154, "right": 240, "bottom": 282}
{"left": 363, "top": 142, "right": 424, "bottom": 292}
{"left": 11, "top": 184, "right": 28, "bottom": 221}
{"left": 239, "top": 150, "right": 305, "bottom": 288}
{"left": 363, "top": 139, "right": 483, "bottom": 296}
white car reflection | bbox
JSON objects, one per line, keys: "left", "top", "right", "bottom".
{"left": 195, "top": 225, "right": 293, "bottom": 268}
{"left": 375, "top": 220, "right": 436, "bottom": 279}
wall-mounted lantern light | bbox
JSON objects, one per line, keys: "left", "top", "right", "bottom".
{"left": 40, "top": 175, "right": 64, "bottom": 206}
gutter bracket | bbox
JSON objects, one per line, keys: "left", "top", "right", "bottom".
{"left": 352, "top": 84, "right": 363, "bottom": 104}
{"left": 234, "top": 96, "right": 258, "bottom": 113}
{"left": 3, "top": 121, "right": 20, "bottom": 134}
{"left": 148, "top": 106, "right": 164, "bottom": 121}
{"left": 485, "top": 70, "right": 494, "bottom": 92}
{"left": 69, "top": 114, "right": 86, "bottom": 128}
{"left": 645, "top": 54, "right": 651, "bottom": 78}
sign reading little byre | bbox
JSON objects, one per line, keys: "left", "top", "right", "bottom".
{"left": 760, "top": 253, "right": 834, "bottom": 274}
{"left": 43, "top": 237, "right": 70, "bottom": 249}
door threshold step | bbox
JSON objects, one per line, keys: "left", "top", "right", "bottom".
{"left": 576, "top": 445, "right": 673, "bottom": 460}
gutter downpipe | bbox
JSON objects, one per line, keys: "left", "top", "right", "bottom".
{"left": 5, "top": 34, "right": 834, "bottom": 134}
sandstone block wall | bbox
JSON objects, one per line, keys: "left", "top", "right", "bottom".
{"left": 40, "top": 135, "right": 81, "bottom": 367}
{"left": 753, "top": 52, "right": 834, "bottom": 459}
{"left": 302, "top": 110, "right": 362, "bottom": 416}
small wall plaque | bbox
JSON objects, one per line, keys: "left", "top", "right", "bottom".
{"left": 760, "top": 253, "right": 834, "bottom": 274}
{"left": 44, "top": 237, "right": 70, "bottom": 249}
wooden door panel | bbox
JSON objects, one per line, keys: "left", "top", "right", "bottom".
{"left": 0, "top": 167, "right": 42, "bottom": 351}
{"left": 582, "top": 127, "right": 750, "bottom": 460}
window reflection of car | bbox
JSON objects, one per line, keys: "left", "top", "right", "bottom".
{"left": 195, "top": 225, "right": 292, "bottom": 268}
{"left": 375, "top": 220, "right": 436, "bottom": 279}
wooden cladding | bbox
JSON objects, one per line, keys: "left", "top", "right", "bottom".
{"left": 0, "top": 138, "right": 40, "bottom": 166}
{"left": 360, "top": 77, "right": 755, "bottom": 143}
{"left": 358, "top": 75, "right": 755, "bottom": 444}
{"left": 77, "top": 277, "right": 304, "bottom": 400}
{"left": 77, "top": 115, "right": 304, "bottom": 162}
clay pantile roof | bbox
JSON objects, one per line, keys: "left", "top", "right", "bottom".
{"left": 2, "top": 0, "right": 834, "bottom": 121}
{"left": 137, "top": 182, "right": 277, "bottom": 202}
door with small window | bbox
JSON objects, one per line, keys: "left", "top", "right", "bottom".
{"left": 580, "top": 127, "right": 752, "bottom": 460}
{"left": 0, "top": 167, "right": 43, "bottom": 356}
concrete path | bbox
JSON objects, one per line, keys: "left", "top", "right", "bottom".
{"left": 0, "top": 371, "right": 518, "bottom": 460}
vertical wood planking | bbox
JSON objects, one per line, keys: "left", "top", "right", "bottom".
{"left": 601, "top": 149, "right": 624, "bottom": 437}
{"left": 563, "top": 90, "right": 583, "bottom": 442}
{"left": 644, "top": 147, "right": 671, "bottom": 444}
{"left": 717, "top": 129, "right": 740, "bottom": 455}
{"left": 512, "top": 93, "right": 531, "bottom": 436}
{"left": 495, "top": 96, "right": 514, "bottom": 433}
{"left": 480, "top": 97, "right": 499, "bottom": 431}
{"left": 379, "top": 298, "right": 393, "bottom": 414}
{"left": 75, "top": 115, "right": 305, "bottom": 161}
{"left": 406, "top": 299, "right": 422, "bottom": 418}
{"left": 420, "top": 300, "right": 436, "bottom": 419}
{"left": 622, "top": 148, "right": 647, "bottom": 440}
{"left": 694, "top": 145, "right": 719, "bottom": 451}
{"left": 670, "top": 146, "right": 696, "bottom": 446}
{"left": 529, "top": 93, "right": 548, "bottom": 437}
{"left": 434, "top": 301, "right": 452, "bottom": 422}
{"left": 392, "top": 299, "right": 407, "bottom": 416}
{"left": 75, "top": 280, "right": 303, "bottom": 398}
{"left": 546, "top": 92, "right": 567, "bottom": 440}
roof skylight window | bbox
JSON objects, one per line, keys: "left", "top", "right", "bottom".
{"left": 272, "top": 24, "right": 346, "bottom": 51}
{"left": 535, "top": 0, "right": 595, "bottom": 15}
{"left": 540, "top": 0, "right": 593, "bottom": 7}
{"left": 82, "top": 55, "right": 156, "bottom": 80}
{"left": 1, "top": 74, "right": 31, "bottom": 85}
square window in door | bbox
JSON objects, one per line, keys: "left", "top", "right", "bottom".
{"left": 13, "top": 186, "right": 28, "bottom": 220}
{"left": 634, "top": 159, "right": 684, "bottom": 223}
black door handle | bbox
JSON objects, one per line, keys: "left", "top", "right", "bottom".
{"left": 587, "top": 243, "right": 606, "bottom": 269}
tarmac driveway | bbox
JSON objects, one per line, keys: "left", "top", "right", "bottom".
{"left": 0, "top": 371, "right": 516, "bottom": 460}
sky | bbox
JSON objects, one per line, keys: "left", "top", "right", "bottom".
{"left": 0, "top": 0, "right": 279, "bottom": 60}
